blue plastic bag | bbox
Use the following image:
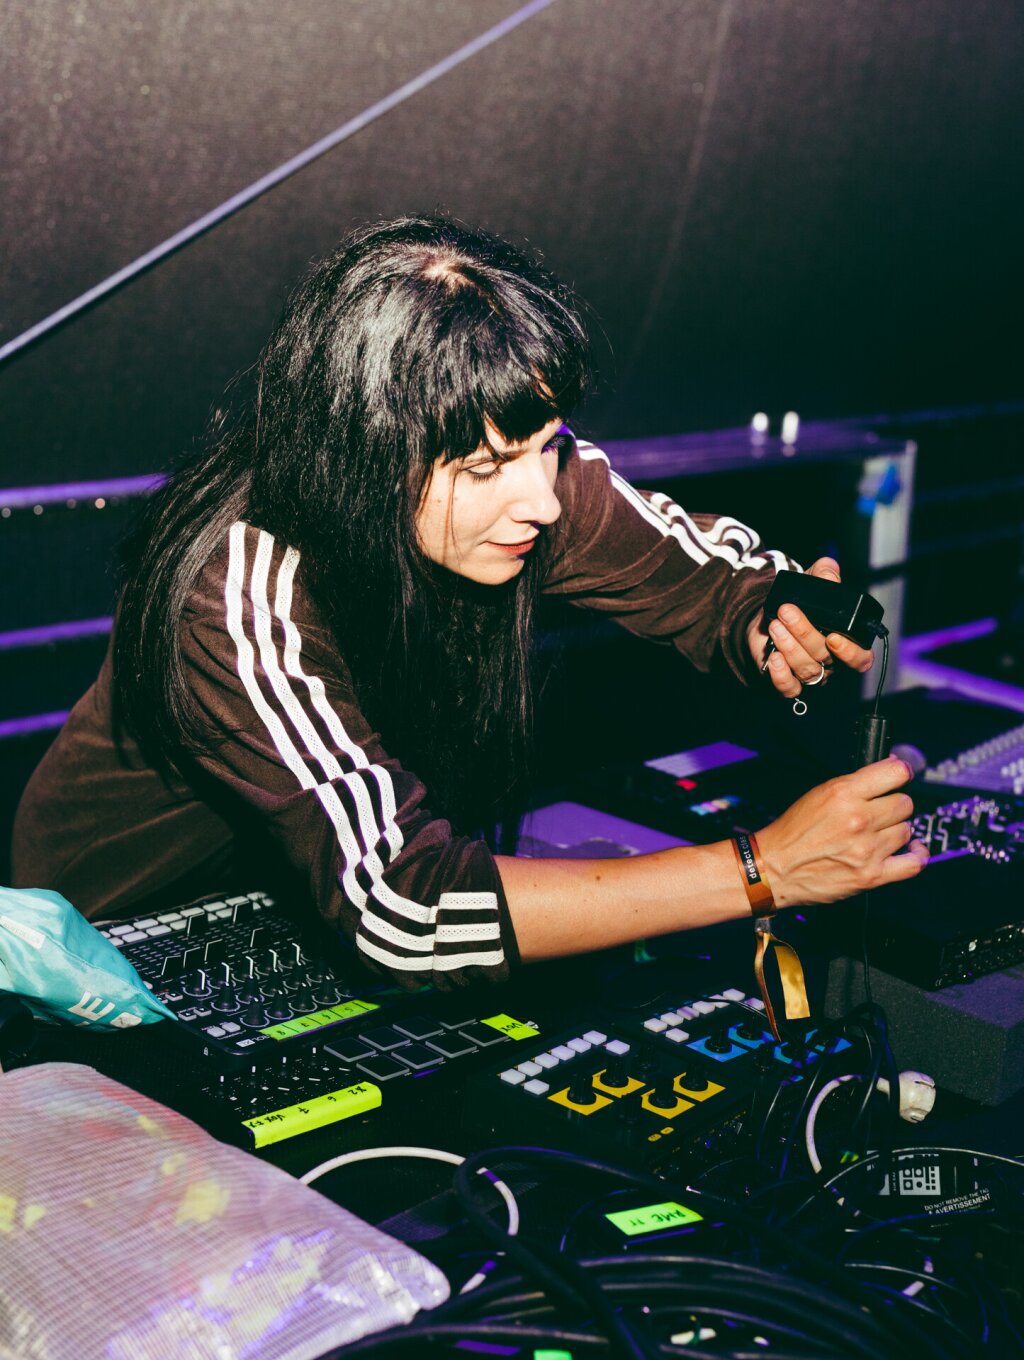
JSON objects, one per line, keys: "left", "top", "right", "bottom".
{"left": 0, "top": 885, "right": 174, "bottom": 1029}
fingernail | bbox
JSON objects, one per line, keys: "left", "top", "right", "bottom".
{"left": 779, "top": 605, "right": 799, "bottom": 625}
{"left": 826, "top": 633, "right": 843, "bottom": 647}
{"left": 771, "top": 621, "right": 790, "bottom": 641}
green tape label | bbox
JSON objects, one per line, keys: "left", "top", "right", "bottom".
{"left": 242, "top": 1081, "right": 382, "bottom": 1148}
{"left": 261, "top": 998, "right": 379, "bottom": 1040}
{"left": 482, "top": 1012, "right": 539, "bottom": 1040}
{"left": 605, "top": 1201, "right": 703, "bottom": 1236}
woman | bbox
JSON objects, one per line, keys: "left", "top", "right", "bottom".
{"left": 11, "top": 215, "right": 926, "bottom": 989}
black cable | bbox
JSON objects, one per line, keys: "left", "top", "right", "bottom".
{"left": 324, "top": 1319, "right": 613, "bottom": 1356}
{"left": 835, "top": 1003, "right": 900, "bottom": 1191}
{"left": 450, "top": 1257, "right": 968, "bottom": 1360}
{"left": 859, "top": 890, "right": 875, "bottom": 1008}
{"left": 452, "top": 1146, "right": 957, "bottom": 1360}
{"left": 776, "top": 1029, "right": 862, "bottom": 1181}
{"left": 433, "top": 1243, "right": 995, "bottom": 1360}
{"left": 452, "top": 1150, "right": 657, "bottom": 1360}
{"left": 857, "top": 622, "right": 891, "bottom": 1010}
{"left": 436, "top": 1144, "right": 1019, "bottom": 1360}
{"left": 871, "top": 625, "right": 890, "bottom": 717}
{"left": 443, "top": 1267, "right": 893, "bottom": 1360}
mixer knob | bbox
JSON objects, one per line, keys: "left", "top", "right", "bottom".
{"left": 265, "top": 998, "right": 293, "bottom": 1021}
{"left": 703, "top": 1030, "right": 731, "bottom": 1054}
{"left": 252, "top": 947, "right": 281, "bottom": 976}
{"left": 680, "top": 1070, "right": 710, "bottom": 1092}
{"left": 602, "top": 1056, "right": 631, "bottom": 1089}
{"left": 312, "top": 982, "right": 343, "bottom": 1006}
{"left": 236, "top": 982, "right": 263, "bottom": 1005}
{"left": 646, "top": 1082, "right": 679, "bottom": 1111}
{"left": 291, "top": 988, "right": 318, "bottom": 1013}
{"left": 637, "top": 1042, "right": 659, "bottom": 1073}
{"left": 212, "top": 987, "right": 241, "bottom": 1013}
{"left": 240, "top": 1005, "right": 270, "bottom": 1028}
{"left": 182, "top": 969, "right": 212, "bottom": 998}
{"left": 568, "top": 1073, "right": 599, "bottom": 1106}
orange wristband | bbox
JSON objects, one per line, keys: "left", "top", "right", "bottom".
{"left": 732, "top": 832, "right": 776, "bottom": 918}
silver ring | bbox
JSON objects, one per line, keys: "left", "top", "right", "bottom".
{"left": 804, "top": 661, "right": 827, "bottom": 686}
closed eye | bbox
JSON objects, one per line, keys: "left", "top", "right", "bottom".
{"left": 463, "top": 459, "right": 504, "bottom": 481}
{"left": 461, "top": 430, "right": 568, "bottom": 482}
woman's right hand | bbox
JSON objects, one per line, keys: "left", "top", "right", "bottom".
{"left": 756, "top": 756, "right": 928, "bottom": 909}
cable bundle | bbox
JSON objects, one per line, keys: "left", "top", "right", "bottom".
{"left": 313, "top": 1138, "right": 1023, "bottom": 1358}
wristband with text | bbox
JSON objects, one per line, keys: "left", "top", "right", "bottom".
{"left": 732, "top": 832, "right": 776, "bottom": 917}
{"left": 733, "top": 832, "right": 810, "bottom": 1040}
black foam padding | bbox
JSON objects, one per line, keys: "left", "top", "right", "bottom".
{"left": 825, "top": 957, "right": 1024, "bottom": 1106}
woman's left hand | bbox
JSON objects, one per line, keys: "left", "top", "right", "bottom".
{"left": 748, "top": 557, "right": 875, "bottom": 700}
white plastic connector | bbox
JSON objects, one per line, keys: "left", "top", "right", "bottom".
{"left": 805, "top": 1069, "right": 936, "bottom": 1173}
{"left": 876, "top": 1070, "right": 937, "bottom": 1123}
{"left": 750, "top": 411, "right": 769, "bottom": 435}
{"left": 780, "top": 410, "right": 800, "bottom": 444}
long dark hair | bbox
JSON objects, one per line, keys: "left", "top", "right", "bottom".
{"left": 114, "top": 215, "right": 591, "bottom": 830}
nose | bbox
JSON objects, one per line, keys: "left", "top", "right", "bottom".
{"left": 508, "top": 452, "right": 561, "bottom": 526}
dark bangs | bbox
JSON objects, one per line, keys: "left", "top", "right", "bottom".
{"left": 404, "top": 251, "right": 591, "bottom": 468}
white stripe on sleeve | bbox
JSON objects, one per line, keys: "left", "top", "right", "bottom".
{"left": 223, "top": 523, "right": 504, "bottom": 975}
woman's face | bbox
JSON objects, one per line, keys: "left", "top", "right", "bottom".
{"left": 415, "top": 417, "right": 563, "bottom": 585}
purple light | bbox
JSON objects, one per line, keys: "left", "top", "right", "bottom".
{"left": 0, "top": 711, "right": 68, "bottom": 739}
{"left": 927, "top": 848, "right": 973, "bottom": 866}
{"left": 902, "top": 618, "right": 1024, "bottom": 714}
{"left": 902, "top": 618, "right": 998, "bottom": 653}
{"left": 453, "top": 1343, "right": 520, "bottom": 1356}
{"left": 0, "top": 617, "right": 112, "bottom": 652}
{"left": 0, "top": 474, "right": 165, "bottom": 509}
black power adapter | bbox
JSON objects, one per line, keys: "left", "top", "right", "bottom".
{"left": 762, "top": 570, "right": 890, "bottom": 763}
{"left": 763, "top": 570, "right": 884, "bottom": 649}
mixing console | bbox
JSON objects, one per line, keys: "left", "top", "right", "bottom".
{"left": 98, "top": 891, "right": 844, "bottom": 1166}
{"left": 909, "top": 794, "right": 1024, "bottom": 865}
{"left": 925, "top": 719, "right": 1024, "bottom": 794}
{"left": 100, "top": 892, "right": 543, "bottom": 1148}
{"left": 465, "top": 990, "right": 851, "bottom": 1172}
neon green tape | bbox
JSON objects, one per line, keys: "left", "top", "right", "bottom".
{"left": 481, "top": 1012, "right": 539, "bottom": 1040}
{"left": 534, "top": 1351, "right": 575, "bottom": 1359}
{"left": 242, "top": 1081, "right": 382, "bottom": 1148}
{"left": 261, "top": 998, "right": 379, "bottom": 1040}
{"left": 605, "top": 1200, "right": 703, "bottom": 1236}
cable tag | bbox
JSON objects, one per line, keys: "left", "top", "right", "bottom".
{"left": 753, "top": 917, "right": 810, "bottom": 1041}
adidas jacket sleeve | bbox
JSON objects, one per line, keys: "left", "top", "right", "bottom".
{"left": 543, "top": 438, "right": 801, "bottom": 680}
{"left": 182, "top": 521, "right": 516, "bottom": 991}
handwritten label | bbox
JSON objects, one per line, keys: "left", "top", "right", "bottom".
{"left": 242, "top": 1081, "right": 382, "bottom": 1148}
{"left": 605, "top": 1200, "right": 703, "bottom": 1237}
{"left": 481, "top": 1013, "right": 539, "bottom": 1041}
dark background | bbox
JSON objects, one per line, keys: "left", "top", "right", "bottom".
{"left": 2, "top": 0, "right": 1020, "bottom": 484}
{"left": 2, "top": 0, "right": 1022, "bottom": 864}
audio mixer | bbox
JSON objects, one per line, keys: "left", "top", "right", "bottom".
{"left": 99, "top": 891, "right": 543, "bottom": 1148}
{"left": 96, "top": 890, "right": 843, "bottom": 1167}
{"left": 465, "top": 989, "right": 850, "bottom": 1171}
